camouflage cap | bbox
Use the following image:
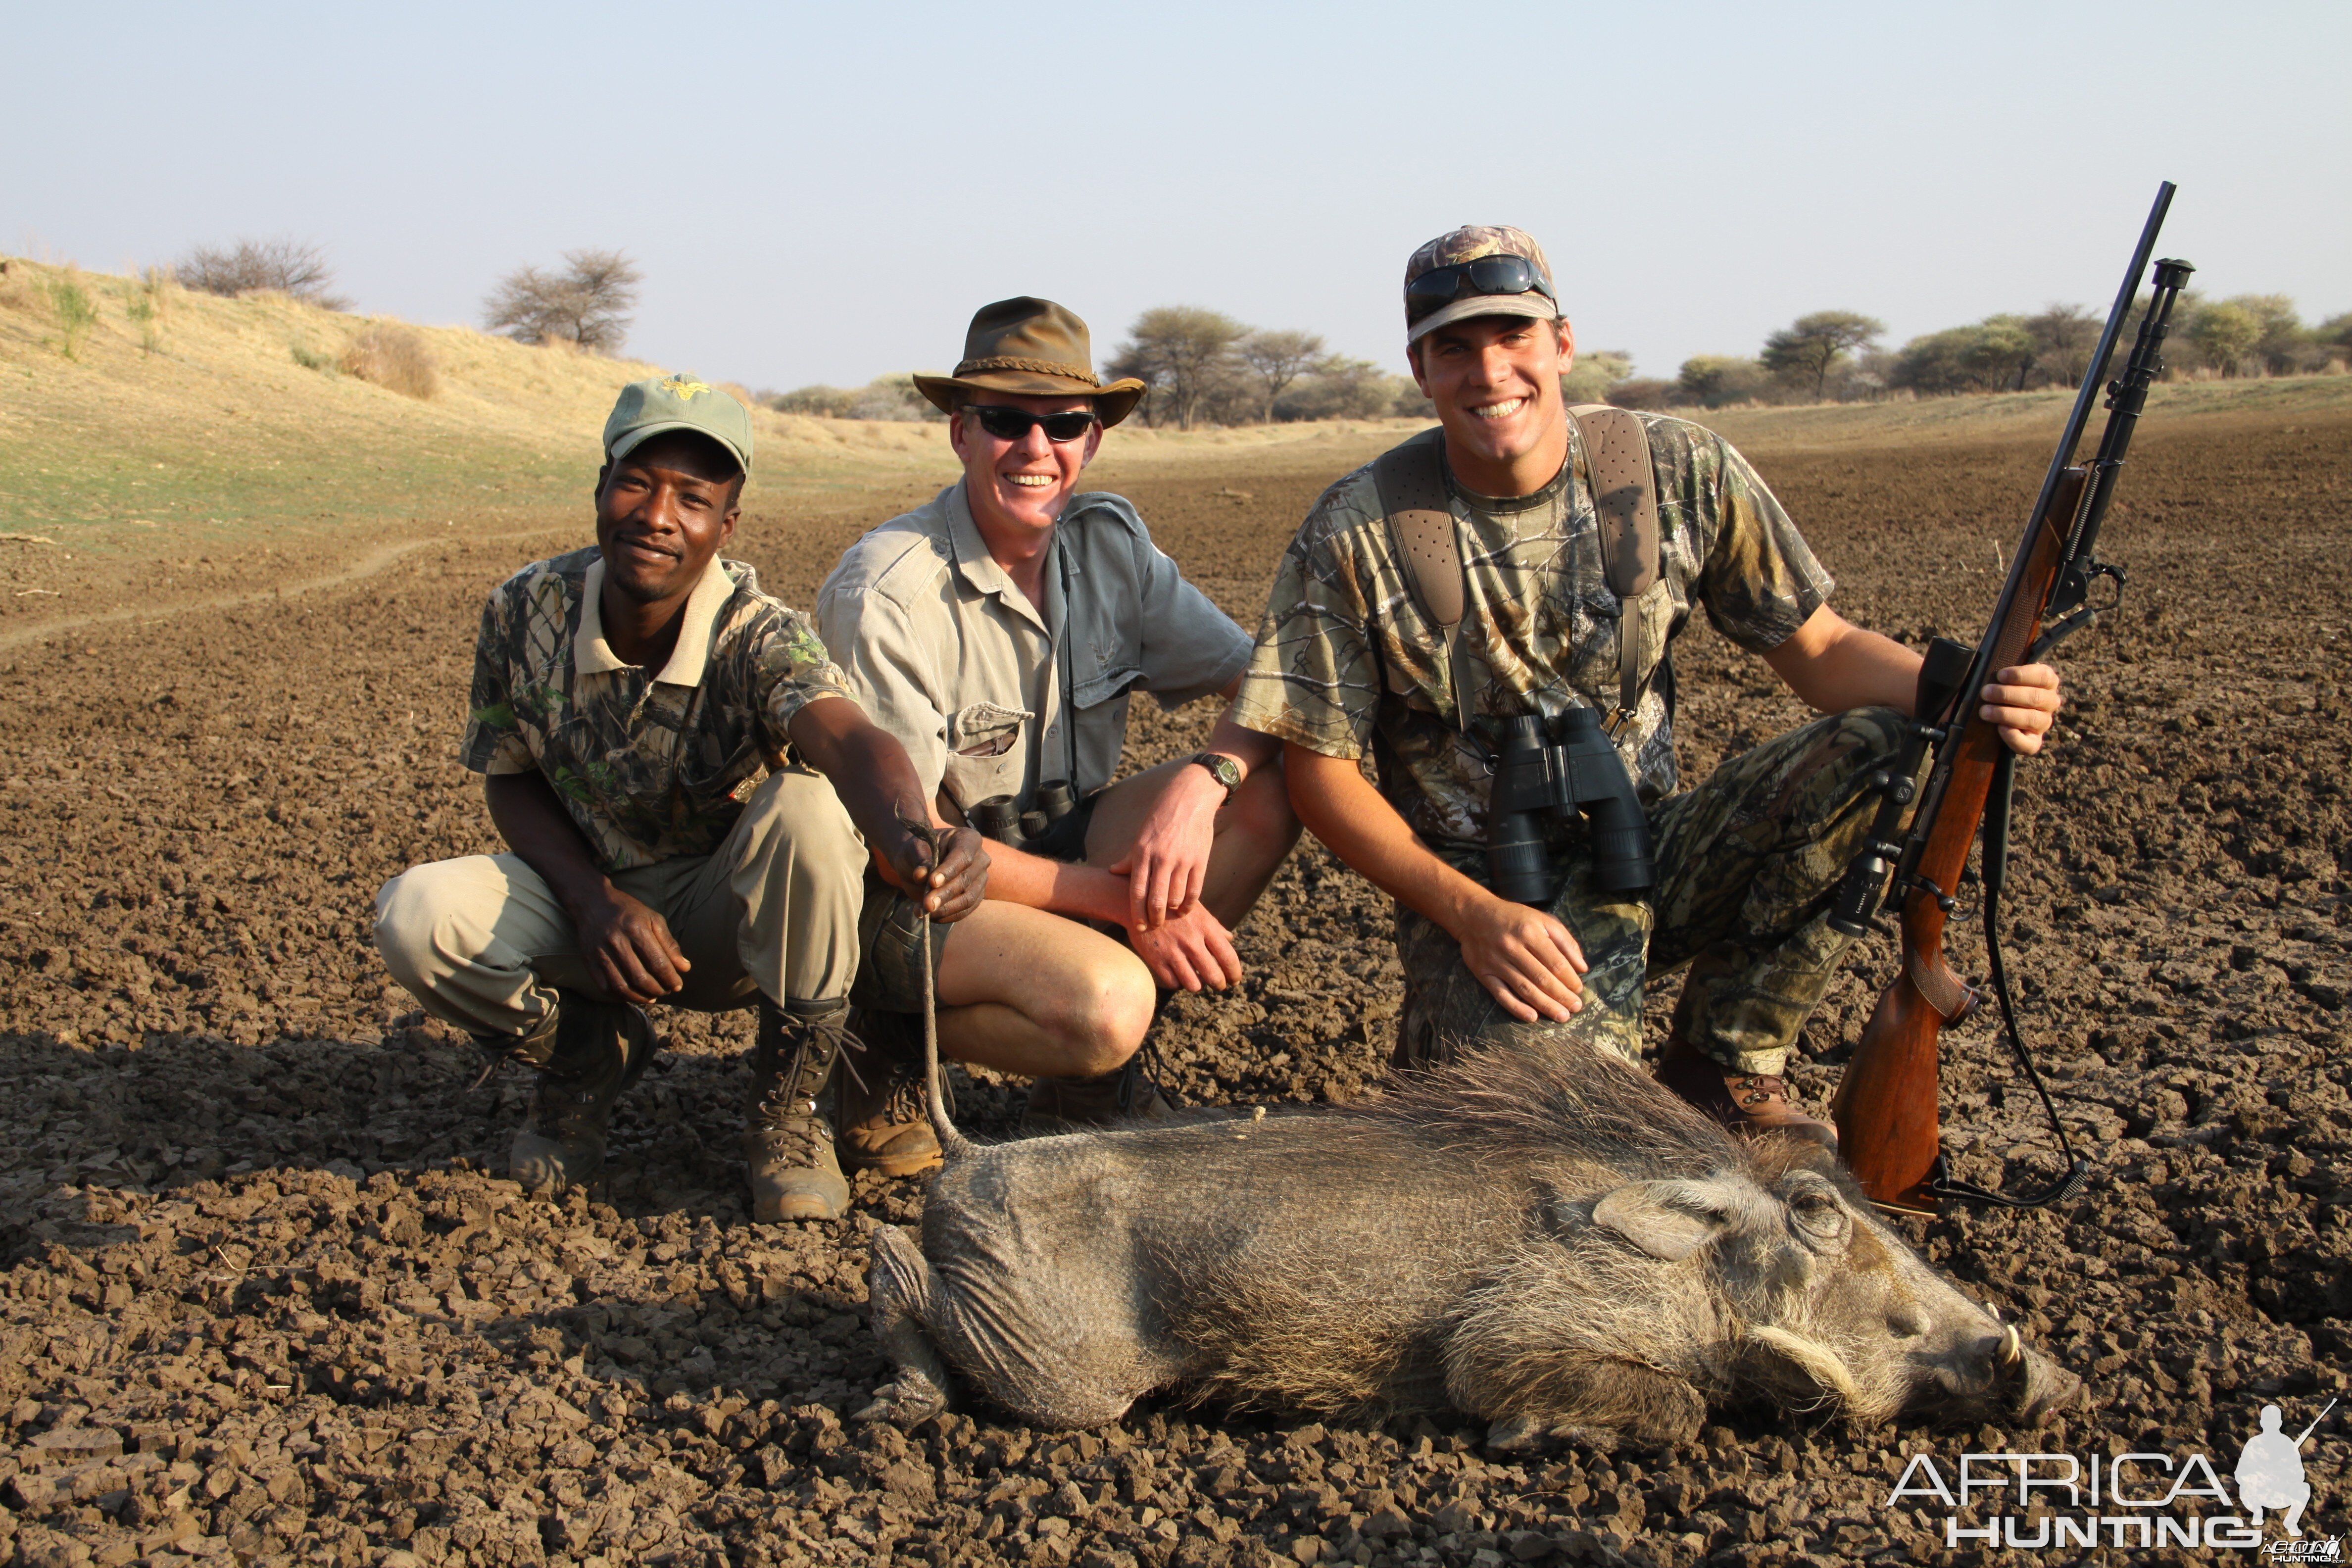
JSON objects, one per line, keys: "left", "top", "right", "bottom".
{"left": 1403, "top": 225, "right": 1560, "bottom": 345}
{"left": 603, "top": 374, "right": 755, "bottom": 477}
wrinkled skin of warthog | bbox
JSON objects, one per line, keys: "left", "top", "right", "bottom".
{"left": 861, "top": 1036, "right": 2080, "bottom": 1446}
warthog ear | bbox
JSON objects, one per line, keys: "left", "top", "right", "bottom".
{"left": 1592, "top": 1179, "right": 1741, "bottom": 1261}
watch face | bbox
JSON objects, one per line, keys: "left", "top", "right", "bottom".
{"left": 1196, "top": 753, "right": 1241, "bottom": 790}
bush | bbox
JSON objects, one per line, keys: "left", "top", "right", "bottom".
{"left": 1890, "top": 323, "right": 2033, "bottom": 395}
{"left": 177, "top": 239, "right": 348, "bottom": 309}
{"left": 1603, "top": 378, "right": 1678, "bottom": 411}
{"left": 763, "top": 375, "right": 934, "bottom": 421}
{"left": 1559, "top": 350, "right": 1633, "bottom": 406}
{"left": 1274, "top": 357, "right": 1412, "bottom": 422}
{"left": 1676, "top": 355, "right": 1771, "bottom": 408}
{"left": 766, "top": 385, "right": 857, "bottom": 417}
{"left": 483, "top": 249, "right": 640, "bottom": 354}
{"left": 47, "top": 271, "right": 98, "bottom": 361}
{"left": 341, "top": 323, "right": 439, "bottom": 399}
{"left": 120, "top": 268, "right": 169, "bottom": 355}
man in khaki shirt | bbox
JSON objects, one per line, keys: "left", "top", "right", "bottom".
{"left": 819, "top": 297, "right": 1300, "bottom": 1156}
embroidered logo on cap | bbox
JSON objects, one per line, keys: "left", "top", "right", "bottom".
{"left": 658, "top": 374, "right": 713, "bottom": 401}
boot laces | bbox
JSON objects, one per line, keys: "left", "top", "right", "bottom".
{"left": 755, "top": 1013, "right": 864, "bottom": 1127}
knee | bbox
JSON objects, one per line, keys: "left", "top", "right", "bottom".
{"left": 745, "top": 770, "right": 867, "bottom": 888}
{"left": 373, "top": 864, "right": 459, "bottom": 989}
{"left": 1044, "top": 953, "right": 1155, "bottom": 1077}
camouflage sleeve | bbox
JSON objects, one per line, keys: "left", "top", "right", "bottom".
{"left": 1229, "top": 495, "right": 1383, "bottom": 760}
{"left": 1690, "top": 430, "right": 1834, "bottom": 654}
{"left": 751, "top": 605, "right": 861, "bottom": 758}
{"left": 458, "top": 587, "right": 533, "bottom": 775}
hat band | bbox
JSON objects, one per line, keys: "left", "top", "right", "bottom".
{"left": 953, "top": 354, "right": 1103, "bottom": 387}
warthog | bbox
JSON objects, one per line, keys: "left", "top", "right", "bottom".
{"left": 861, "top": 1031, "right": 2079, "bottom": 1447}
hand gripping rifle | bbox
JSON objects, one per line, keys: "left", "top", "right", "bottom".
{"left": 1826, "top": 182, "right": 2195, "bottom": 1215}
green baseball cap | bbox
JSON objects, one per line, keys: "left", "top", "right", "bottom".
{"left": 603, "top": 374, "right": 755, "bottom": 477}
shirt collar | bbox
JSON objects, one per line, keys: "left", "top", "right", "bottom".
{"left": 573, "top": 553, "right": 736, "bottom": 686}
{"left": 943, "top": 482, "right": 1080, "bottom": 634}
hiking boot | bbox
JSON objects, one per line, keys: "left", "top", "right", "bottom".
{"left": 745, "top": 1002, "right": 858, "bottom": 1222}
{"left": 835, "top": 1009, "right": 943, "bottom": 1177}
{"left": 507, "top": 991, "right": 660, "bottom": 1191}
{"left": 1654, "top": 1032, "right": 1837, "bottom": 1150}
{"left": 1021, "top": 1052, "right": 1175, "bottom": 1136}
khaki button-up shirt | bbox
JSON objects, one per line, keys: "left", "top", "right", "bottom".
{"left": 818, "top": 483, "right": 1251, "bottom": 816}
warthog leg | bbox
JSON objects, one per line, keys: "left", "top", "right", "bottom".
{"left": 856, "top": 1226, "right": 955, "bottom": 1426}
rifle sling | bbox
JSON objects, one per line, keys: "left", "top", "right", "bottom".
{"left": 1372, "top": 408, "right": 1662, "bottom": 736}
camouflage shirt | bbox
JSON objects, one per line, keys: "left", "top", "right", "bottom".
{"left": 1231, "top": 414, "right": 1832, "bottom": 859}
{"left": 460, "top": 546, "right": 859, "bottom": 872}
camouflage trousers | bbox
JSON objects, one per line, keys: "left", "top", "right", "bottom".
{"left": 1394, "top": 706, "right": 1911, "bottom": 1077}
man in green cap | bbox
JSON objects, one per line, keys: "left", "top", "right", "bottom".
{"left": 374, "top": 374, "right": 987, "bottom": 1221}
{"left": 818, "top": 297, "right": 1300, "bottom": 1158}
{"left": 1232, "top": 227, "right": 2065, "bottom": 1144}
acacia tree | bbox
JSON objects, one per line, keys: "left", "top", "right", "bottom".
{"left": 1760, "top": 310, "right": 1885, "bottom": 400}
{"left": 1106, "top": 307, "right": 1248, "bottom": 430}
{"left": 1237, "top": 329, "right": 1325, "bottom": 423}
{"left": 2023, "top": 303, "right": 2099, "bottom": 388}
{"left": 483, "top": 248, "right": 642, "bottom": 353}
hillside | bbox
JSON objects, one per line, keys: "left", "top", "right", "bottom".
{"left": 2, "top": 254, "right": 2343, "bottom": 653}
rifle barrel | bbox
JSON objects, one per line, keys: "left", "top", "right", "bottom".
{"left": 2294, "top": 1397, "right": 2338, "bottom": 1446}
{"left": 2024, "top": 182, "right": 2175, "bottom": 537}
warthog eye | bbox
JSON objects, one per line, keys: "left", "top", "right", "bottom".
{"left": 1782, "top": 1176, "right": 1850, "bottom": 1249}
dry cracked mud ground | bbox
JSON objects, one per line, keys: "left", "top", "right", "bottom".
{"left": 0, "top": 411, "right": 2347, "bottom": 1568}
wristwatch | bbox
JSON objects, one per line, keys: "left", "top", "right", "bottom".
{"left": 1188, "top": 751, "right": 1243, "bottom": 800}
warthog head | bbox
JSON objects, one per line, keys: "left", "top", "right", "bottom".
{"left": 1584, "top": 1137, "right": 2081, "bottom": 1428}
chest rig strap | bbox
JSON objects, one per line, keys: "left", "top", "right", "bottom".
{"left": 1372, "top": 408, "right": 1662, "bottom": 737}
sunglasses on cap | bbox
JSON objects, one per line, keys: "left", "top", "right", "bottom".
{"left": 1404, "top": 254, "right": 1557, "bottom": 325}
{"left": 965, "top": 405, "right": 1099, "bottom": 443}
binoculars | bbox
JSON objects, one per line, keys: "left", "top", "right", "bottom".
{"left": 1486, "top": 709, "right": 1656, "bottom": 905}
{"left": 966, "top": 781, "right": 1078, "bottom": 850}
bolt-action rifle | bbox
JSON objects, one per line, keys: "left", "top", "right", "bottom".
{"left": 1826, "top": 183, "right": 2196, "bottom": 1215}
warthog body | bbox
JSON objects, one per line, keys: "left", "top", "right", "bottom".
{"left": 862, "top": 1035, "right": 2078, "bottom": 1445}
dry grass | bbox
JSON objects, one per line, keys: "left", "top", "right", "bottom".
{"left": 340, "top": 322, "right": 441, "bottom": 400}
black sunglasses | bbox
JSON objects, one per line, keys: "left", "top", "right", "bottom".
{"left": 966, "top": 405, "right": 1099, "bottom": 443}
{"left": 1404, "top": 254, "right": 1557, "bottom": 324}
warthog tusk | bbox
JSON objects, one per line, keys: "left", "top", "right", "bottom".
{"left": 2000, "top": 1324, "right": 2023, "bottom": 1368}
{"left": 1747, "top": 1324, "right": 1861, "bottom": 1403}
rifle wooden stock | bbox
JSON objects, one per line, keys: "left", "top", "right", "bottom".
{"left": 1830, "top": 467, "right": 2089, "bottom": 1213}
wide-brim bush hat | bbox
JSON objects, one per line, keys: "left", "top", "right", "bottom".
{"left": 913, "top": 296, "right": 1146, "bottom": 427}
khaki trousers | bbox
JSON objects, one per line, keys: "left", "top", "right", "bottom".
{"left": 373, "top": 770, "right": 866, "bottom": 1041}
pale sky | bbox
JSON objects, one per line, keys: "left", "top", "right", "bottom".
{"left": 9, "top": 0, "right": 2346, "bottom": 392}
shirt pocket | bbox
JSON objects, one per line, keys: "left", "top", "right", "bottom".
{"left": 1067, "top": 669, "right": 1141, "bottom": 795}
{"left": 942, "top": 700, "right": 1031, "bottom": 812}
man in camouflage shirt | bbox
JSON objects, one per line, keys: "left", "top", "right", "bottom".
{"left": 1232, "top": 227, "right": 2065, "bottom": 1143}
{"left": 375, "top": 376, "right": 985, "bottom": 1220}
